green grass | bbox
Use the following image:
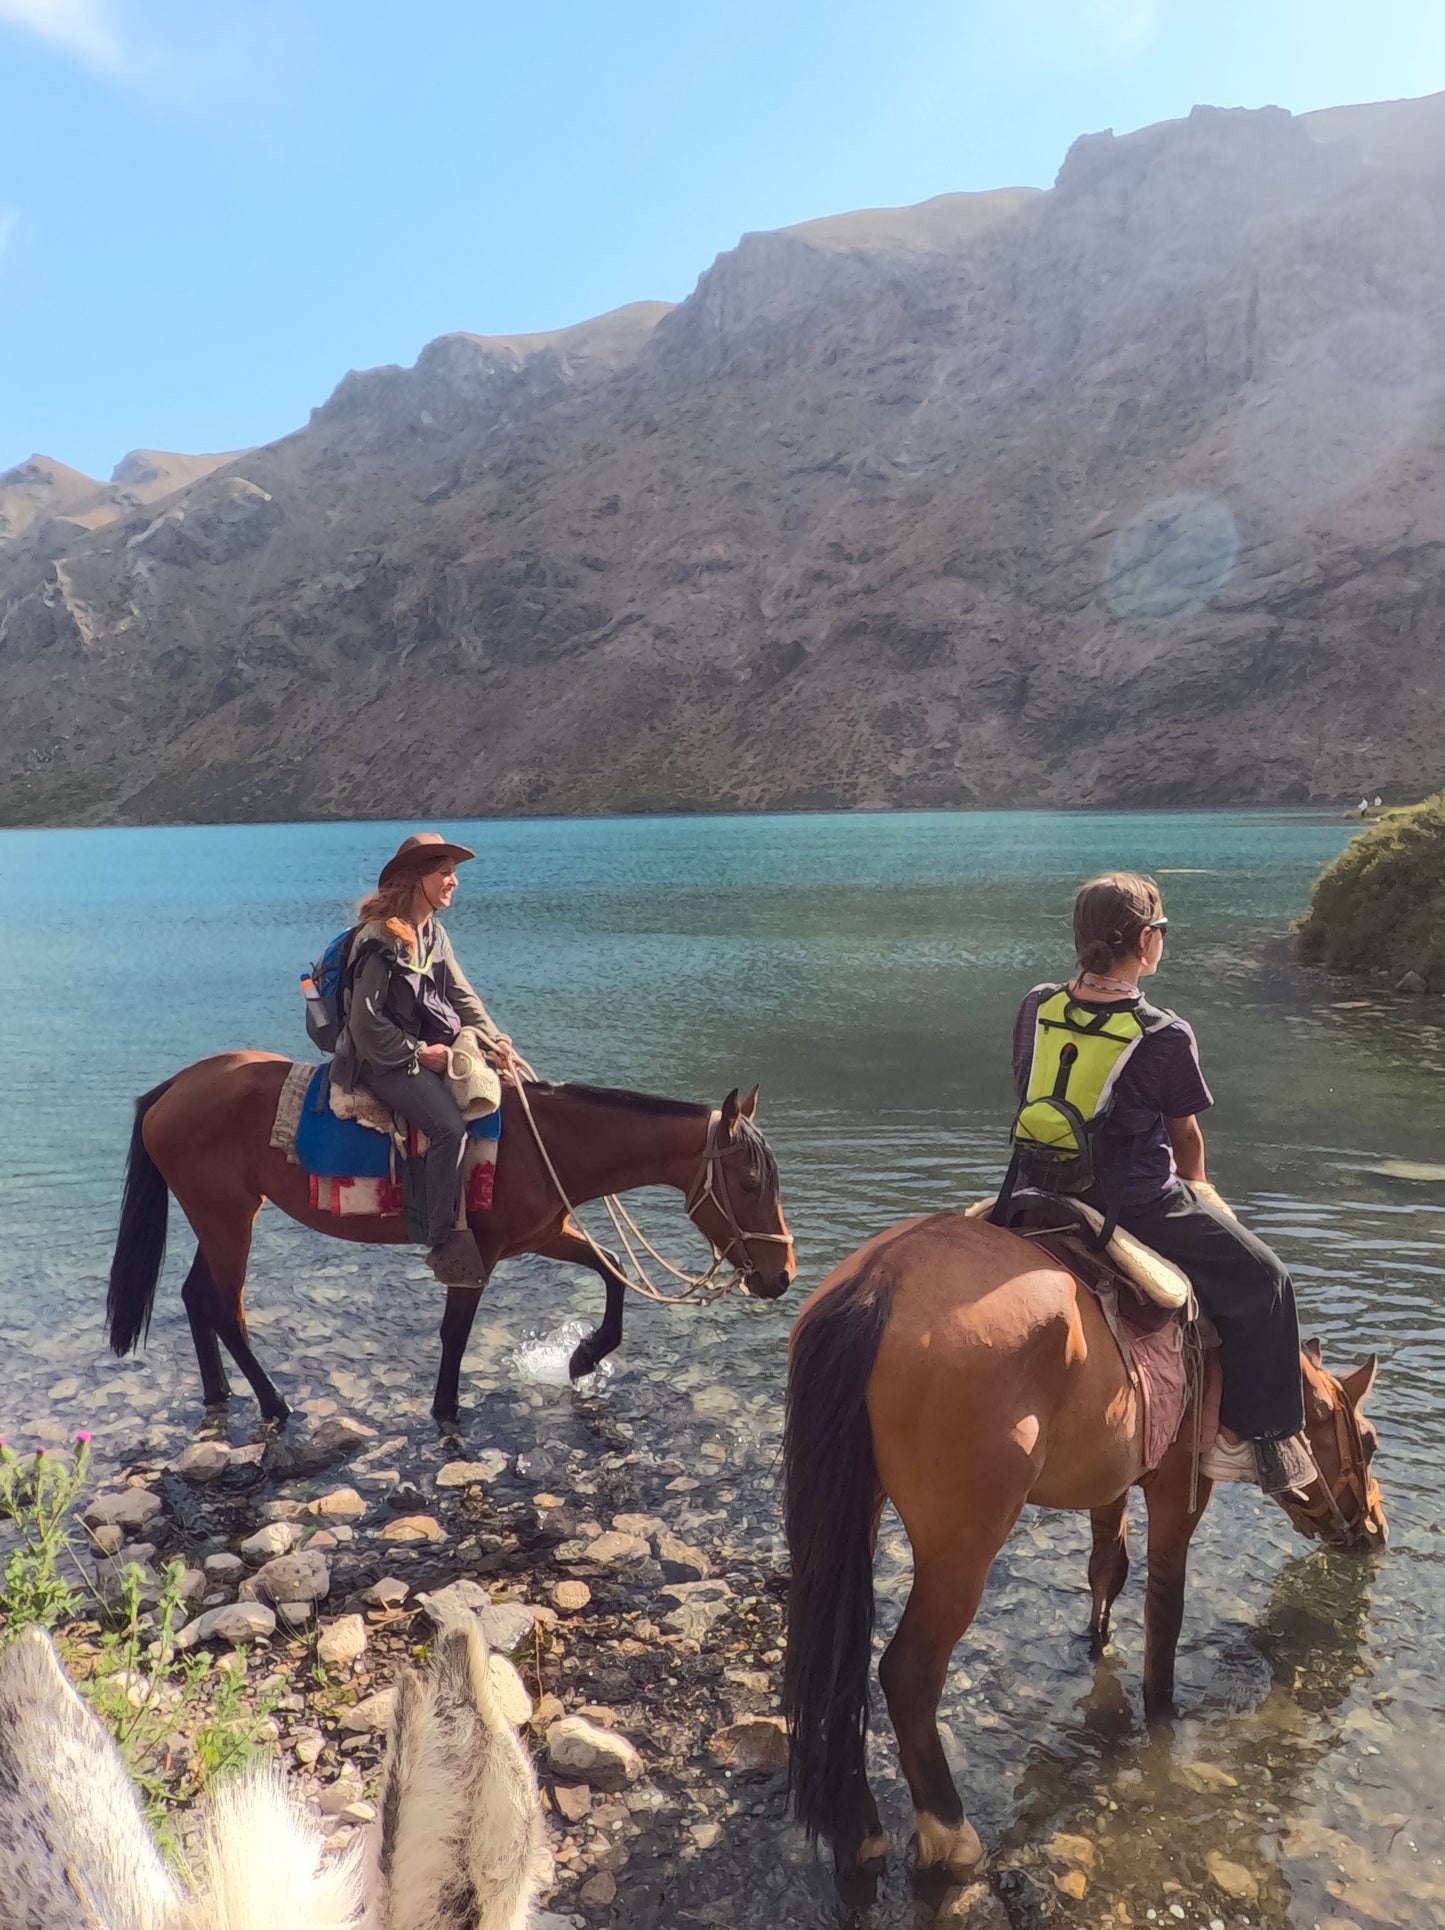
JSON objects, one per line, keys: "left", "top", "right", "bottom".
{"left": 1296, "top": 791, "right": 1445, "bottom": 986}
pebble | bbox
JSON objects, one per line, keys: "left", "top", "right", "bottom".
{"left": 938, "top": 1881, "right": 1010, "bottom": 1928}
{"left": 552, "top": 1581, "right": 591, "bottom": 1612}
{"left": 319, "top": 1777, "right": 366, "bottom": 1815}
{"left": 654, "top": 1530, "right": 709, "bottom": 1582}
{"left": 554, "top": 1783, "right": 593, "bottom": 1823}
{"left": 586, "top": 1531, "right": 649, "bottom": 1565}
{"left": 1047, "top": 1831, "right": 1096, "bottom": 1872}
{"left": 546, "top": 1716, "right": 643, "bottom": 1790}
{"left": 249, "top": 1549, "right": 332, "bottom": 1606}
{"left": 690, "top": 1821, "right": 722, "bottom": 1850}
{"left": 257, "top": 1499, "right": 307, "bottom": 1524}
{"left": 379, "top": 1514, "right": 446, "bottom": 1545}
{"left": 294, "top": 1732, "right": 326, "bottom": 1766}
{"left": 276, "top": 1600, "right": 315, "bottom": 1629}
{"left": 203, "top": 1552, "right": 245, "bottom": 1583}
{"left": 578, "top": 1874, "right": 616, "bottom": 1908}
{"left": 435, "top": 1454, "right": 507, "bottom": 1488}
{"left": 339, "top": 1687, "right": 397, "bottom": 1735}
{"left": 362, "top": 1576, "right": 409, "bottom": 1609}
{"left": 176, "top": 1568, "right": 208, "bottom": 1608}
{"left": 318, "top": 1615, "right": 368, "bottom": 1667}
{"left": 1205, "top": 1852, "right": 1258, "bottom": 1899}
{"left": 707, "top": 1716, "right": 788, "bottom": 1773}
{"left": 241, "top": 1521, "right": 300, "bottom": 1563}
{"left": 308, "top": 1487, "right": 366, "bottom": 1520}
{"left": 89, "top": 1524, "right": 124, "bottom": 1556}
{"left": 609, "top": 1512, "right": 664, "bottom": 1537}
{"left": 355, "top": 1468, "right": 400, "bottom": 1492}
{"left": 83, "top": 1489, "right": 163, "bottom": 1533}
{"left": 173, "top": 1441, "right": 232, "bottom": 1483}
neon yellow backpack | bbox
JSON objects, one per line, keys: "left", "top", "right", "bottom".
{"left": 993, "top": 986, "right": 1169, "bottom": 1241}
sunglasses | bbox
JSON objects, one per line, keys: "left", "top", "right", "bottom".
{"left": 1146, "top": 916, "right": 1169, "bottom": 933}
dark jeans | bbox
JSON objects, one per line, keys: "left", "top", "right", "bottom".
{"left": 1120, "top": 1182, "right": 1304, "bottom": 1441}
{"left": 363, "top": 1064, "right": 466, "bottom": 1247}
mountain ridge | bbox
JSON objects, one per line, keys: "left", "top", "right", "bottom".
{"left": 2, "top": 91, "right": 1443, "bottom": 825}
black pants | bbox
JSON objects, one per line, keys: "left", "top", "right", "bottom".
{"left": 363, "top": 1064, "right": 466, "bottom": 1247}
{"left": 1120, "top": 1183, "right": 1304, "bottom": 1441}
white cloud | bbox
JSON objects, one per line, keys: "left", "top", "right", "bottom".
{"left": 0, "top": 0, "right": 128, "bottom": 76}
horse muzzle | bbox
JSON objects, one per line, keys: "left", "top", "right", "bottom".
{"left": 743, "top": 1264, "right": 794, "bottom": 1301}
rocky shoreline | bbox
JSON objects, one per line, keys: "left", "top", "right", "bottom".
{"left": 58, "top": 1410, "right": 818, "bottom": 1928}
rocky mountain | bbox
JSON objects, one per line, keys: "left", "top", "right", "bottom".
{"left": 2, "top": 94, "right": 1444, "bottom": 825}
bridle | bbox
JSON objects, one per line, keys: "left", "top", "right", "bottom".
{"left": 683, "top": 1109, "right": 792, "bottom": 1281}
{"left": 1279, "top": 1380, "right": 1379, "bottom": 1546}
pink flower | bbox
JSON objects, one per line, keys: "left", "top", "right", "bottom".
{"left": 75, "top": 1431, "right": 92, "bottom": 1445}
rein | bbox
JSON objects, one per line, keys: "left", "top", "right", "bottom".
{"left": 1284, "top": 1380, "right": 1374, "bottom": 1544}
{"left": 508, "top": 1072, "right": 781, "bottom": 1307}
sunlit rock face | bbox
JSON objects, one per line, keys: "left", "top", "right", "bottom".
{"left": 2, "top": 94, "right": 1444, "bottom": 824}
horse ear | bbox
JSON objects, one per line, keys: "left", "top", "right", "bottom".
{"left": 720, "top": 1089, "right": 741, "bottom": 1139}
{"left": 742, "top": 1085, "right": 759, "bottom": 1119}
{"left": 1304, "top": 1336, "right": 1324, "bottom": 1367}
{"left": 1338, "top": 1355, "right": 1378, "bottom": 1408}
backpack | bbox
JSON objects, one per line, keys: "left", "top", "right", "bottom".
{"left": 992, "top": 986, "right": 1170, "bottom": 1244}
{"left": 301, "top": 926, "right": 359, "bottom": 1054}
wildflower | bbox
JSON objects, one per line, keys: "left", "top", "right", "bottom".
{"left": 75, "top": 1431, "right": 92, "bottom": 1445}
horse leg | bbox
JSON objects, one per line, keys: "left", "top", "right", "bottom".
{"left": 1141, "top": 1447, "right": 1212, "bottom": 1720}
{"left": 878, "top": 1520, "right": 1018, "bottom": 1881}
{"left": 433, "top": 1283, "right": 490, "bottom": 1425}
{"left": 534, "top": 1224, "right": 628, "bottom": 1380}
{"left": 180, "top": 1252, "right": 231, "bottom": 1408}
{"left": 1088, "top": 1492, "right": 1130, "bottom": 1653}
{"left": 181, "top": 1191, "right": 288, "bottom": 1423}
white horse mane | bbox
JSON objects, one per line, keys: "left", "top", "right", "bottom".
{"left": 0, "top": 1620, "right": 547, "bottom": 1930}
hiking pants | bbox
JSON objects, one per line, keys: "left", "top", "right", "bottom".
{"left": 1119, "top": 1182, "right": 1304, "bottom": 1442}
{"left": 362, "top": 1063, "right": 466, "bottom": 1247}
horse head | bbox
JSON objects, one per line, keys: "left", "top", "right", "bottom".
{"left": 688, "top": 1086, "right": 796, "bottom": 1300}
{"left": 1278, "top": 1340, "right": 1387, "bottom": 1550}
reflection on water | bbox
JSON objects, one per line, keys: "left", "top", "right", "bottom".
{"left": 2, "top": 811, "right": 1444, "bottom": 1927}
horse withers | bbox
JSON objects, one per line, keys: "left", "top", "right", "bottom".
{"left": 107, "top": 1054, "right": 794, "bottom": 1425}
{"left": 781, "top": 1209, "right": 1385, "bottom": 1883}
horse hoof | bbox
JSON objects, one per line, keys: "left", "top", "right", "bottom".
{"left": 913, "top": 1813, "right": 984, "bottom": 1880}
{"left": 568, "top": 1345, "right": 599, "bottom": 1381}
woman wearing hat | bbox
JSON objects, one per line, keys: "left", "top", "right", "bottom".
{"left": 333, "top": 832, "right": 519, "bottom": 1285}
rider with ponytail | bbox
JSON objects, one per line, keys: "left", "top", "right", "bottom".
{"left": 333, "top": 833, "right": 519, "bottom": 1286}
{"left": 1010, "top": 872, "right": 1313, "bottom": 1495}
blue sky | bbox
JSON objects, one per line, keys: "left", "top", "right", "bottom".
{"left": 2, "top": 0, "right": 1443, "bottom": 479}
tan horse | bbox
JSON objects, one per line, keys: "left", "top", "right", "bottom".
{"left": 107, "top": 1054, "right": 794, "bottom": 1425}
{"left": 781, "top": 1210, "right": 1385, "bottom": 1881}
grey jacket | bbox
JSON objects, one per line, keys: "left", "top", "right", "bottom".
{"left": 332, "top": 918, "right": 503, "bottom": 1091}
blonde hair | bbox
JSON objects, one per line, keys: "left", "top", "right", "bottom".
{"left": 357, "top": 877, "right": 418, "bottom": 960}
{"left": 1073, "top": 872, "right": 1163, "bottom": 976}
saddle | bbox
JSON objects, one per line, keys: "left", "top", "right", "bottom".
{"left": 270, "top": 1064, "right": 502, "bottom": 1219}
{"left": 969, "top": 1190, "right": 1218, "bottom": 1472}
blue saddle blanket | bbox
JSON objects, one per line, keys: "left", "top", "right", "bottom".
{"left": 294, "top": 1066, "right": 502, "bottom": 1178}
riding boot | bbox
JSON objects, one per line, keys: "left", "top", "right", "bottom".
{"left": 1253, "top": 1432, "right": 1316, "bottom": 1495}
{"left": 427, "top": 1228, "right": 488, "bottom": 1286}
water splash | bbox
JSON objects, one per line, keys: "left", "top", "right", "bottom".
{"left": 506, "top": 1318, "right": 615, "bottom": 1391}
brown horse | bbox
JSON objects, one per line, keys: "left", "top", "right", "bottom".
{"left": 781, "top": 1210, "right": 1385, "bottom": 1882}
{"left": 107, "top": 1053, "right": 794, "bottom": 1425}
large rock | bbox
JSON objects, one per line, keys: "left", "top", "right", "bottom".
{"left": 172, "top": 1441, "right": 232, "bottom": 1483}
{"left": 546, "top": 1716, "right": 642, "bottom": 1790}
{"left": 240, "top": 1521, "right": 299, "bottom": 1563}
{"left": 248, "top": 1549, "right": 331, "bottom": 1607}
{"left": 317, "top": 1614, "right": 368, "bottom": 1666}
{"left": 339, "top": 1687, "right": 397, "bottom": 1735}
{"left": 190, "top": 1602, "right": 277, "bottom": 1647}
{"left": 83, "top": 1489, "right": 162, "bottom": 1533}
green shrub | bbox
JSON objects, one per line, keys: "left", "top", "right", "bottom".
{"left": 1296, "top": 792, "right": 1445, "bottom": 985}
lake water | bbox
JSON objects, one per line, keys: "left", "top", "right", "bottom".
{"left": 3, "top": 810, "right": 1444, "bottom": 1928}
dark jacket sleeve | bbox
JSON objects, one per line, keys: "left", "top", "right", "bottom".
{"left": 436, "top": 926, "right": 503, "bottom": 1043}
{"left": 346, "top": 946, "right": 421, "bottom": 1076}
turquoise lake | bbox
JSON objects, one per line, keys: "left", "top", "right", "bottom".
{"left": 2, "top": 809, "right": 1443, "bottom": 1927}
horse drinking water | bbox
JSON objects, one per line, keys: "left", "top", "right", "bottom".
{"left": 107, "top": 1054, "right": 793, "bottom": 1424}
{"left": 782, "top": 1209, "right": 1385, "bottom": 1882}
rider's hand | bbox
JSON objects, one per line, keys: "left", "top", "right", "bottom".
{"left": 417, "top": 1043, "right": 449, "bottom": 1074}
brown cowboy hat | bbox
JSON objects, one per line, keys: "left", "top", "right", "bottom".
{"left": 377, "top": 831, "right": 477, "bottom": 889}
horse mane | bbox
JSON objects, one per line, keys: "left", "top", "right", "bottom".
{"left": 528, "top": 1081, "right": 709, "bottom": 1119}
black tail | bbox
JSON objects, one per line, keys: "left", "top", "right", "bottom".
{"left": 107, "top": 1080, "right": 176, "bottom": 1356}
{"left": 782, "top": 1260, "right": 896, "bottom": 1849}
